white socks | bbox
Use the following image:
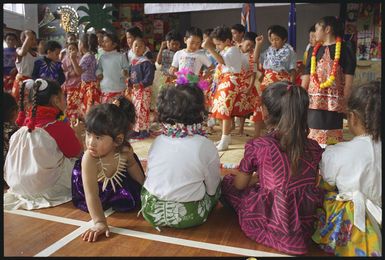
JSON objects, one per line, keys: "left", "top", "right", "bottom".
{"left": 216, "top": 134, "right": 231, "bottom": 151}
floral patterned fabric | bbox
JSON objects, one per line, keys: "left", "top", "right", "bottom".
{"left": 79, "top": 81, "right": 101, "bottom": 117}
{"left": 312, "top": 180, "right": 382, "bottom": 256}
{"left": 259, "top": 69, "right": 291, "bottom": 92}
{"left": 211, "top": 64, "right": 241, "bottom": 120}
{"left": 232, "top": 51, "right": 259, "bottom": 117}
{"left": 140, "top": 185, "right": 220, "bottom": 229}
{"left": 132, "top": 87, "right": 152, "bottom": 132}
{"left": 63, "top": 83, "right": 81, "bottom": 119}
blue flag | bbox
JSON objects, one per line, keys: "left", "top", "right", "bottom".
{"left": 288, "top": 2, "right": 296, "bottom": 50}
{"left": 241, "top": 3, "right": 256, "bottom": 33}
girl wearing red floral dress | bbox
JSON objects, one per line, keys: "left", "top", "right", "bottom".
{"left": 301, "top": 16, "right": 356, "bottom": 147}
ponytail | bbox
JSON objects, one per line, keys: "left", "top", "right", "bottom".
{"left": 276, "top": 84, "right": 309, "bottom": 175}
{"left": 16, "top": 81, "right": 27, "bottom": 126}
{"left": 28, "top": 81, "right": 42, "bottom": 132}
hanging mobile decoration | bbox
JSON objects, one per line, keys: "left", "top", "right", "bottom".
{"left": 57, "top": 5, "right": 79, "bottom": 33}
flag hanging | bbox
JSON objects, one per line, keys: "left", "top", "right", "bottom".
{"left": 288, "top": 2, "right": 296, "bottom": 50}
{"left": 241, "top": 3, "right": 256, "bottom": 33}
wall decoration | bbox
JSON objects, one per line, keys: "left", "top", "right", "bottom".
{"left": 77, "top": 4, "right": 116, "bottom": 32}
{"left": 57, "top": 5, "right": 79, "bottom": 33}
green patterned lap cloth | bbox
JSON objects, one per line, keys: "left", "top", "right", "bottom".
{"left": 140, "top": 185, "right": 221, "bottom": 230}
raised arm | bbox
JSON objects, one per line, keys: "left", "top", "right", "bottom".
{"left": 16, "top": 30, "right": 34, "bottom": 57}
{"left": 156, "top": 41, "right": 167, "bottom": 65}
{"left": 202, "top": 38, "right": 224, "bottom": 65}
{"left": 253, "top": 35, "right": 264, "bottom": 66}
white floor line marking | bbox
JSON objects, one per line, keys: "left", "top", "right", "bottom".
{"left": 34, "top": 208, "right": 116, "bottom": 257}
{"left": 5, "top": 208, "right": 289, "bottom": 257}
{"left": 4, "top": 209, "right": 86, "bottom": 226}
{"left": 109, "top": 227, "right": 290, "bottom": 257}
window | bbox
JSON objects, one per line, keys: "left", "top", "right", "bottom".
{"left": 3, "top": 4, "right": 24, "bottom": 15}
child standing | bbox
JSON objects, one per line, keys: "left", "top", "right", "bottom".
{"left": 31, "top": 40, "right": 65, "bottom": 86}
{"left": 72, "top": 96, "right": 145, "bottom": 242}
{"left": 156, "top": 30, "right": 181, "bottom": 84}
{"left": 12, "top": 30, "right": 38, "bottom": 102}
{"left": 202, "top": 25, "right": 244, "bottom": 151}
{"left": 231, "top": 24, "right": 245, "bottom": 48}
{"left": 254, "top": 25, "right": 297, "bottom": 91}
{"left": 302, "top": 16, "right": 356, "bottom": 147}
{"left": 96, "top": 33, "right": 130, "bottom": 104}
{"left": 3, "top": 33, "right": 18, "bottom": 93}
{"left": 312, "top": 81, "right": 381, "bottom": 256}
{"left": 72, "top": 33, "right": 100, "bottom": 117}
{"left": 170, "top": 27, "right": 213, "bottom": 77}
{"left": 141, "top": 83, "right": 221, "bottom": 230}
{"left": 61, "top": 42, "right": 82, "bottom": 120}
{"left": 221, "top": 82, "right": 323, "bottom": 255}
{"left": 95, "top": 30, "right": 106, "bottom": 61}
{"left": 128, "top": 38, "right": 155, "bottom": 139}
{"left": 232, "top": 31, "right": 260, "bottom": 137}
{"left": 4, "top": 79, "right": 84, "bottom": 210}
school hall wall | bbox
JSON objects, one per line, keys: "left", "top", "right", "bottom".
{"left": 190, "top": 3, "right": 340, "bottom": 57}
{"left": 3, "top": 4, "right": 39, "bottom": 36}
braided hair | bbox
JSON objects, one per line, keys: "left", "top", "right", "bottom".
{"left": 347, "top": 81, "right": 381, "bottom": 141}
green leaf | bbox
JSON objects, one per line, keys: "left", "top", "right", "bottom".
{"left": 77, "top": 6, "right": 89, "bottom": 14}
{"left": 78, "top": 16, "right": 90, "bottom": 25}
{"left": 103, "top": 6, "right": 115, "bottom": 13}
{"left": 84, "top": 23, "right": 93, "bottom": 33}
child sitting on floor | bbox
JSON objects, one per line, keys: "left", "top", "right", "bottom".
{"left": 140, "top": 81, "right": 221, "bottom": 231}
{"left": 72, "top": 96, "right": 145, "bottom": 242}
{"left": 221, "top": 81, "right": 323, "bottom": 255}
{"left": 4, "top": 78, "right": 84, "bottom": 210}
{"left": 312, "top": 81, "right": 381, "bottom": 256}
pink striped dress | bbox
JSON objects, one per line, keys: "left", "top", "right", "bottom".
{"left": 221, "top": 132, "right": 323, "bottom": 255}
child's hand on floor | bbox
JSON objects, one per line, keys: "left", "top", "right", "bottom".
{"left": 81, "top": 221, "right": 110, "bottom": 242}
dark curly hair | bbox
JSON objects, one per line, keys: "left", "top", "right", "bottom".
{"left": 157, "top": 84, "right": 208, "bottom": 125}
{"left": 269, "top": 25, "right": 288, "bottom": 41}
{"left": 317, "top": 16, "right": 344, "bottom": 38}
{"left": 347, "top": 81, "right": 381, "bottom": 141}
{"left": 185, "top": 27, "right": 203, "bottom": 41}
{"left": 85, "top": 96, "right": 136, "bottom": 144}
{"left": 3, "top": 92, "right": 18, "bottom": 122}
{"left": 210, "top": 25, "right": 232, "bottom": 42}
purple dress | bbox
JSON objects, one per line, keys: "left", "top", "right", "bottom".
{"left": 72, "top": 153, "right": 143, "bottom": 212}
{"left": 221, "top": 133, "right": 323, "bottom": 255}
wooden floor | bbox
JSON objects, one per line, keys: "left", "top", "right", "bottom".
{"left": 4, "top": 165, "right": 331, "bottom": 257}
{"left": 4, "top": 122, "right": 347, "bottom": 257}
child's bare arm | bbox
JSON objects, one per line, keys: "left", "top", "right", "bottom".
{"left": 202, "top": 39, "right": 224, "bottom": 65}
{"left": 81, "top": 152, "right": 110, "bottom": 242}
{"left": 253, "top": 35, "right": 264, "bottom": 64}
{"left": 123, "top": 148, "right": 145, "bottom": 185}
{"left": 233, "top": 169, "right": 254, "bottom": 190}
{"left": 156, "top": 41, "right": 167, "bottom": 65}
{"left": 16, "top": 31, "right": 34, "bottom": 57}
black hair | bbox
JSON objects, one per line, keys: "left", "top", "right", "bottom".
{"left": 85, "top": 96, "right": 136, "bottom": 146}
{"left": 157, "top": 84, "right": 208, "bottom": 125}
{"left": 309, "top": 24, "right": 316, "bottom": 33}
{"left": 262, "top": 81, "right": 309, "bottom": 175}
{"left": 165, "top": 30, "right": 181, "bottom": 42}
{"left": 231, "top": 24, "right": 245, "bottom": 34}
{"left": 5, "top": 32, "right": 17, "bottom": 41}
{"left": 203, "top": 28, "right": 213, "bottom": 36}
{"left": 185, "top": 27, "right": 203, "bottom": 41}
{"left": 95, "top": 30, "right": 107, "bottom": 36}
{"left": 44, "top": 40, "right": 62, "bottom": 54}
{"left": 210, "top": 25, "right": 232, "bottom": 42}
{"left": 126, "top": 26, "right": 143, "bottom": 38}
{"left": 317, "top": 16, "right": 344, "bottom": 37}
{"left": 80, "top": 33, "right": 98, "bottom": 54}
{"left": 3, "top": 92, "right": 18, "bottom": 122}
{"left": 269, "top": 25, "right": 288, "bottom": 41}
{"left": 66, "top": 41, "right": 78, "bottom": 49}
{"left": 244, "top": 31, "right": 257, "bottom": 42}
{"left": 104, "top": 33, "right": 120, "bottom": 51}
{"left": 347, "top": 81, "right": 381, "bottom": 142}
{"left": 19, "top": 79, "right": 62, "bottom": 132}
{"left": 66, "top": 32, "right": 77, "bottom": 38}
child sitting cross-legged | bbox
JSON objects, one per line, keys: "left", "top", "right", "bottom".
{"left": 140, "top": 77, "right": 221, "bottom": 231}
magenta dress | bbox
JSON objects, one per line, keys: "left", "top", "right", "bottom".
{"left": 221, "top": 132, "right": 323, "bottom": 255}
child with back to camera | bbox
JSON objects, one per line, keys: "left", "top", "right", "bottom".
{"left": 221, "top": 81, "right": 324, "bottom": 255}
{"left": 72, "top": 96, "right": 145, "bottom": 242}
{"left": 140, "top": 81, "right": 221, "bottom": 231}
{"left": 312, "top": 81, "right": 381, "bottom": 256}
{"left": 4, "top": 78, "right": 84, "bottom": 210}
